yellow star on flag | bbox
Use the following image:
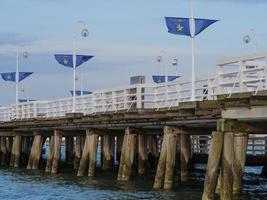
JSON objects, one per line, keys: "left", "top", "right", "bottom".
{"left": 176, "top": 24, "right": 184, "bottom": 32}
{"left": 63, "top": 58, "right": 68, "bottom": 65}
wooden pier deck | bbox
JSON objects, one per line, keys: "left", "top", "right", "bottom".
{"left": 1, "top": 91, "right": 267, "bottom": 199}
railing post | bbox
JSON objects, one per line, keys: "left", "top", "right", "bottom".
{"left": 165, "top": 83, "right": 169, "bottom": 108}
{"left": 153, "top": 87, "right": 158, "bottom": 109}
{"left": 33, "top": 102, "right": 37, "bottom": 118}
{"left": 92, "top": 92, "right": 96, "bottom": 113}
{"left": 217, "top": 65, "right": 224, "bottom": 94}
{"left": 176, "top": 81, "right": 180, "bottom": 106}
{"left": 136, "top": 85, "right": 143, "bottom": 109}
{"left": 239, "top": 61, "right": 247, "bottom": 92}
{"left": 207, "top": 78, "right": 213, "bottom": 100}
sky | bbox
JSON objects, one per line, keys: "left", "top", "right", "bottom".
{"left": 0, "top": 0, "right": 267, "bottom": 106}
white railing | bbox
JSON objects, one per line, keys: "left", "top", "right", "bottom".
{"left": 191, "top": 135, "right": 267, "bottom": 156}
{"left": 0, "top": 52, "right": 267, "bottom": 121}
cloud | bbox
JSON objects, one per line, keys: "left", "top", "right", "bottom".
{"left": 0, "top": 32, "right": 37, "bottom": 46}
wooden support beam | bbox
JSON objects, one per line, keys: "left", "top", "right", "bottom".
{"left": 27, "top": 133, "right": 44, "bottom": 170}
{"left": 233, "top": 132, "right": 248, "bottom": 194}
{"left": 116, "top": 135, "right": 123, "bottom": 164}
{"left": 0, "top": 137, "right": 7, "bottom": 166}
{"left": 51, "top": 130, "right": 63, "bottom": 174}
{"left": 45, "top": 136, "right": 54, "bottom": 173}
{"left": 21, "top": 137, "right": 31, "bottom": 166}
{"left": 77, "top": 129, "right": 99, "bottom": 177}
{"left": 154, "top": 126, "right": 178, "bottom": 189}
{"left": 88, "top": 130, "right": 98, "bottom": 177}
{"left": 217, "top": 119, "right": 267, "bottom": 134}
{"left": 138, "top": 134, "right": 147, "bottom": 176}
{"left": 164, "top": 127, "right": 178, "bottom": 189}
{"left": 221, "top": 132, "right": 234, "bottom": 200}
{"left": 117, "top": 127, "right": 137, "bottom": 181}
{"left": 77, "top": 134, "right": 89, "bottom": 176}
{"left": 65, "top": 136, "right": 74, "bottom": 165}
{"left": 202, "top": 131, "right": 224, "bottom": 200}
{"left": 74, "top": 136, "right": 82, "bottom": 170}
{"left": 180, "top": 131, "right": 191, "bottom": 182}
{"left": 102, "top": 135, "right": 112, "bottom": 170}
{"left": 9, "top": 135, "right": 22, "bottom": 168}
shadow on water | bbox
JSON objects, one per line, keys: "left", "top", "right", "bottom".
{"left": 0, "top": 165, "right": 267, "bottom": 199}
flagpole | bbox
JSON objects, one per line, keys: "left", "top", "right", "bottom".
{"left": 190, "top": 0, "right": 196, "bottom": 101}
{"left": 73, "top": 24, "right": 77, "bottom": 113}
{"left": 163, "top": 51, "right": 167, "bottom": 83}
{"left": 81, "top": 74, "right": 84, "bottom": 96}
{"left": 16, "top": 47, "right": 19, "bottom": 105}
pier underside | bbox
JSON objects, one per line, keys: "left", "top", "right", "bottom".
{"left": 1, "top": 91, "right": 267, "bottom": 200}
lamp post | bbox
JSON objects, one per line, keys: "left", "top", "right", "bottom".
{"left": 156, "top": 50, "right": 168, "bottom": 82}
{"left": 72, "top": 21, "right": 89, "bottom": 112}
{"left": 172, "top": 58, "right": 178, "bottom": 76}
{"left": 190, "top": 0, "right": 196, "bottom": 101}
{"left": 20, "top": 86, "right": 30, "bottom": 102}
{"left": 243, "top": 29, "right": 259, "bottom": 47}
{"left": 16, "top": 48, "right": 29, "bottom": 104}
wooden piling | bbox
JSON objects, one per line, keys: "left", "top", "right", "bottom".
{"left": 117, "top": 127, "right": 137, "bottom": 181}
{"left": 88, "top": 131, "right": 98, "bottom": 177}
{"left": 10, "top": 135, "right": 22, "bottom": 168}
{"left": 51, "top": 130, "right": 63, "bottom": 174}
{"left": 65, "top": 136, "right": 74, "bottom": 165}
{"left": 147, "top": 135, "right": 158, "bottom": 171}
{"left": 102, "top": 135, "right": 112, "bottom": 170}
{"left": 164, "top": 127, "right": 178, "bottom": 190}
{"left": 138, "top": 134, "right": 147, "bottom": 175}
{"left": 154, "top": 126, "right": 178, "bottom": 189}
{"left": 27, "top": 134, "right": 44, "bottom": 170}
{"left": 180, "top": 132, "right": 191, "bottom": 182}
{"left": 77, "top": 134, "right": 89, "bottom": 176}
{"left": 153, "top": 133, "right": 167, "bottom": 189}
{"left": 116, "top": 135, "right": 123, "bottom": 164}
{"left": 202, "top": 131, "right": 224, "bottom": 200}
{"left": 221, "top": 132, "right": 234, "bottom": 200}
{"left": 0, "top": 137, "right": 7, "bottom": 166}
{"left": 21, "top": 137, "right": 31, "bottom": 166}
{"left": 77, "top": 129, "right": 99, "bottom": 177}
{"left": 74, "top": 136, "right": 82, "bottom": 170}
{"left": 45, "top": 136, "right": 54, "bottom": 172}
{"left": 233, "top": 132, "right": 248, "bottom": 194}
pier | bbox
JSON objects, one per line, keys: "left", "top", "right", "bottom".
{"left": 1, "top": 52, "right": 267, "bottom": 200}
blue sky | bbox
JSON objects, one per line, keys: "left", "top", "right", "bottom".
{"left": 0, "top": 0, "right": 267, "bottom": 106}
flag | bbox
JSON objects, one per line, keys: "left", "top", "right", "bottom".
{"left": 54, "top": 54, "right": 94, "bottom": 68}
{"left": 165, "top": 17, "right": 218, "bottom": 37}
{"left": 194, "top": 18, "right": 218, "bottom": 36}
{"left": 1, "top": 72, "right": 15, "bottom": 82}
{"left": 1, "top": 72, "right": 33, "bottom": 82}
{"left": 165, "top": 17, "right": 191, "bottom": 36}
{"left": 168, "top": 76, "right": 180, "bottom": 82}
{"left": 70, "top": 90, "right": 92, "bottom": 96}
{"left": 152, "top": 75, "right": 180, "bottom": 83}
{"left": 19, "top": 72, "right": 33, "bottom": 82}
{"left": 19, "top": 99, "right": 36, "bottom": 103}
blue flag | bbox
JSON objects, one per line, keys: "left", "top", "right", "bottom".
{"left": 152, "top": 75, "right": 180, "bottom": 83}
{"left": 165, "top": 17, "right": 191, "bottom": 36}
{"left": 70, "top": 90, "right": 92, "bottom": 96}
{"left": 165, "top": 17, "right": 218, "bottom": 37}
{"left": 194, "top": 18, "right": 218, "bottom": 36}
{"left": 1, "top": 72, "right": 33, "bottom": 82}
{"left": 55, "top": 54, "right": 94, "bottom": 68}
{"left": 19, "top": 99, "right": 36, "bottom": 103}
